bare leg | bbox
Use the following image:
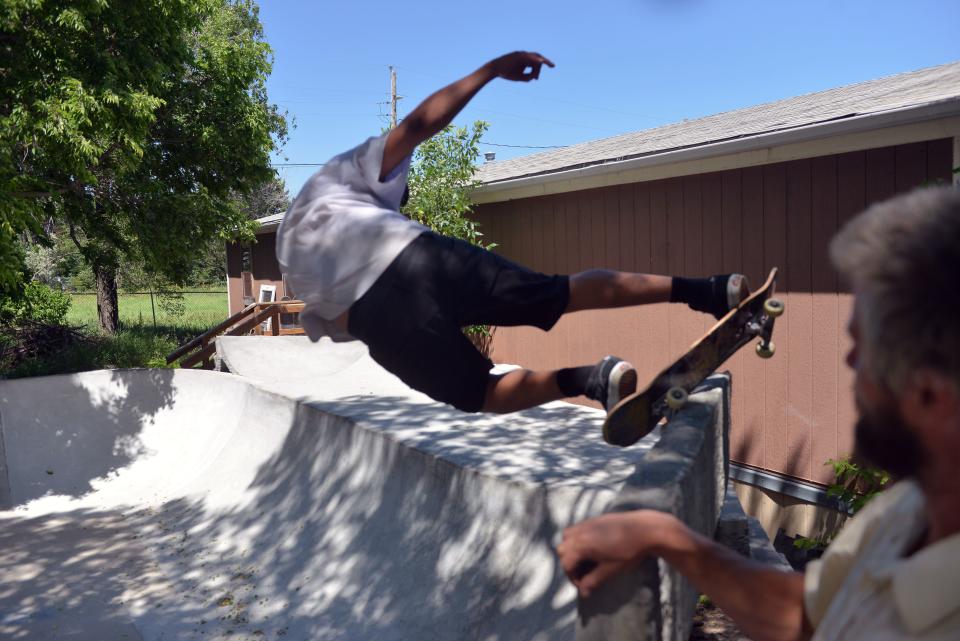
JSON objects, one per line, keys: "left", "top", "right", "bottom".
{"left": 477, "top": 271, "right": 748, "bottom": 414}
{"left": 481, "top": 369, "right": 566, "bottom": 414}
{"left": 480, "top": 271, "right": 671, "bottom": 413}
{"left": 566, "top": 270, "right": 672, "bottom": 313}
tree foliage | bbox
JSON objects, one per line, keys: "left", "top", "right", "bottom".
{"left": 0, "top": 280, "right": 70, "bottom": 325}
{"left": 400, "top": 120, "right": 496, "bottom": 354}
{"left": 402, "top": 121, "right": 491, "bottom": 247}
{"left": 236, "top": 176, "right": 290, "bottom": 221}
{"left": 2, "top": 0, "right": 197, "bottom": 294}
{"left": 1, "top": 0, "right": 287, "bottom": 331}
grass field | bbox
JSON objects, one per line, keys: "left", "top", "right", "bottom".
{"left": 2, "top": 290, "right": 230, "bottom": 379}
{"left": 66, "top": 290, "right": 229, "bottom": 330}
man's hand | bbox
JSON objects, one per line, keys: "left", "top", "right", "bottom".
{"left": 558, "top": 510, "right": 675, "bottom": 598}
{"left": 380, "top": 51, "right": 554, "bottom": 180}
{"left": 560, "top": 510, "right": 811, "bottom": 641}
{"left": 486, "top": 51, "right": 555, "bottom": 82}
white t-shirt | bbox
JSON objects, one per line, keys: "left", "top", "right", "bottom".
{"left": 275, "top": 133, "right": 427, "bottom": 340}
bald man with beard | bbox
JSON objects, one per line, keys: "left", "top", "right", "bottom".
{"left": 558, "top": 185, "right": 960, "bottom": 641}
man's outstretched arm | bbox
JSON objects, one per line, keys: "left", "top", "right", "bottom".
{"left": 379, "top": 51, "right": 554, "bottom": 181}
{"left": 558, "top": 510, "right": 813, "bottom": 641}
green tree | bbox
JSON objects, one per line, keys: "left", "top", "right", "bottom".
{"left": 1, "top": 0, "right": 287, "bottom": 333}
{"left": 237, "top": 176, "right": 291, "bottom": 221}
{"left": 2, "top": 1, "right": 199, "bottom": 297}
{"left": 403, "top": 121, "right": 491, "bottom": 247}
{"left": 401, "top": 120, "right": 496, "bottom": 355}
{"left": 186, "top": 176, "right": 291, "bottom": 288}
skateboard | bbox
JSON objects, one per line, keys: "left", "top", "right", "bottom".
{"left": 603, "top": 268, "right": 783, "bottom": 447}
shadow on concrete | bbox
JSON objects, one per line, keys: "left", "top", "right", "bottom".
{"left": 307, "top": 394, "right": 656, "bottom": 487}
{"left": 1, "top": 370, "right": 647, "bottom": 640}
{"left": 0, "top": 369, "right": 178, "bottom": 507}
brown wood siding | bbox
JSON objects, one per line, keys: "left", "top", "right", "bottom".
{"left": 226, "top": 241, "right": 245, "bottom": 315}
{"left": 473, "top": 138, "right": 954, "bottom": 484}
{"left": 226, "top": 231, "right": 286, "bottom": 316}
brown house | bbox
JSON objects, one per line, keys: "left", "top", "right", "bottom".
{"left": 227, "top": 61, "right": 960, "bottom": 535}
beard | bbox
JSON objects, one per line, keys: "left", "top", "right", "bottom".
{"left": 853, "top": 394, "right": 926, "bottom": 480}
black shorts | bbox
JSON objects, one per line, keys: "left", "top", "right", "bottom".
{"left": 347, "top": 231, "right": 570, "bottom": 412}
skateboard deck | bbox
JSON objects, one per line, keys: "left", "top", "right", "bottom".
{"left": 603, "top": 268, "right": 783, "bottom": 447}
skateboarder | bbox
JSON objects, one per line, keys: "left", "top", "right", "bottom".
{"left": 276, "top": 51, "right": 749, "bottom": 415}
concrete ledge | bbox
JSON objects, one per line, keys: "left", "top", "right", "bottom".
{"left": 576, "top": 374, "right": 731, "bottom": 641}
{"left": 716, "top": 486, "right": 791, "bottom": 571}
{"left": 715, "top": 486, "right": 751, "bottom": 558}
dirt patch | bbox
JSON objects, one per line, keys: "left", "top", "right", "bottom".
{"left": 690, "top": 600, "right": 752, "bottom": 641}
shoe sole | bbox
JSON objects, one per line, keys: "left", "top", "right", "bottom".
{"left": 726, "top": 274, "right": 750, "bottom": 310}
{"left": 607, "top": 362, "right": 638, "bottom": 411}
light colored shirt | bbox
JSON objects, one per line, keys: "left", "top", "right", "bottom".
{"left": 805, "top": 480, "right": 960, "bottom": 641}
{"left": 275, "top": 132, "right": 426, "bottom": 340}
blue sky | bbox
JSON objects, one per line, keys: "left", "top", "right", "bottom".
{"left": 259, "top": 0, "right": 960, "bottom": 196}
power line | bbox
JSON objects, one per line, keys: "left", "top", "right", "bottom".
{"left": 271, "top": 139, "right": 565, "bottom": 168}
{"left": 480, "top": 142, "right": 566, "bottom": 149}
{"left": 393, "top": 66, "right": 655, "bottom": 119}
{"left": 272, "top": 163, "right": 326, "bottom": 167}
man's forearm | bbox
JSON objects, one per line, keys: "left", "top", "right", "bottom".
{"left": 653, "top": 516, "right": 810, "bottom": 641}
{"left": 401, "top": 63, "right": 496, "bottom": 145}
{"left": 379, "top": 52, "right": 551, "bottom": 180}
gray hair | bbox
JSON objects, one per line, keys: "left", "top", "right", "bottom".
{"left": 830, "top": 185, "right": 960, "bottom": 389}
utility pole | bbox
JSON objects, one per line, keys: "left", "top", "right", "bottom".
{"left": 389, "top": 66, "right": 401, "bottom": 128}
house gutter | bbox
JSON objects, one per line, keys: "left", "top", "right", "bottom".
{"left": 473, "top": 98, "right": 960, "bottom": 201}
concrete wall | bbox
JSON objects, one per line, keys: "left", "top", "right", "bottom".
{"left": 2, "top": 361, "right": 763, "bottom": 641}
{"left": 576, "top": 375, "right": 731, "bottom": 641}
{"left": 473, "top": 138, "right": 955, "bottom": 485}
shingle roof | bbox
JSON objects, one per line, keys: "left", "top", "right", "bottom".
{"left": 475, "top": 61, "right": 960, "bottom": 186}
{"left": 255, "top": 212, "right": 284, "bottom": 232}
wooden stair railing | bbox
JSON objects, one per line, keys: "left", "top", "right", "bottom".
{"left": 167, "top": 300, "right": 306, "bottom": 369}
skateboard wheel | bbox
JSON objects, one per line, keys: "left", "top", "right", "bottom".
{"left": 756, "top": 341, "right": 775, "bottom": 359}
{"left": 764, "top": 298, "right": 784, "bottom": 317}
{"left": 666, "top": 387, "right": 688, "bottom": 410}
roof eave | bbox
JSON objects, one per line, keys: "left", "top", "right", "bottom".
{"left": 473, "top": 98, "right": 960, "bottom": 200}
{"left": 254, "top": 213, "right": 285, "bottom": 233}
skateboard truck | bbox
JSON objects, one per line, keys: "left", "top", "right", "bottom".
{"left": 754, "top": 298, "right": 784, "bottom": 359}
{"left": 663, "top": 297, "right": 783, "bottom": 410}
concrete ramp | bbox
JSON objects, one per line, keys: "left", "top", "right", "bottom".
{"left": 0, "top": 342, "right": 658, "bottom": 640}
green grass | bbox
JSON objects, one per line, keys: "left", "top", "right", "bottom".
{"left": 3, "top": 290, "right": 230, "bottom": 379}
{"left": 66, "top": 290, "right": 229, "bottom": 330}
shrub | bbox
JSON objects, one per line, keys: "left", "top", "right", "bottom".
{"left": 0, "top": 326, "right": 179, "bottom": 378}
{"left": 824, "top": 456, "right": 890, "bottom": 515}
{"left": 793, "top": 457, "right": 891, "bottom": 553}
{"left": 1, "top": 281, "right": 71, "bottom": 324}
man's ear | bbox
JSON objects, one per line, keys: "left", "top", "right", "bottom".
{"left": 902, "top": 369, "right": 959, "bottom": 424}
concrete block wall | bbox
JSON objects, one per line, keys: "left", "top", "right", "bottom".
{"left": 575, "top": 375, "right": 731, "bottom": 641}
